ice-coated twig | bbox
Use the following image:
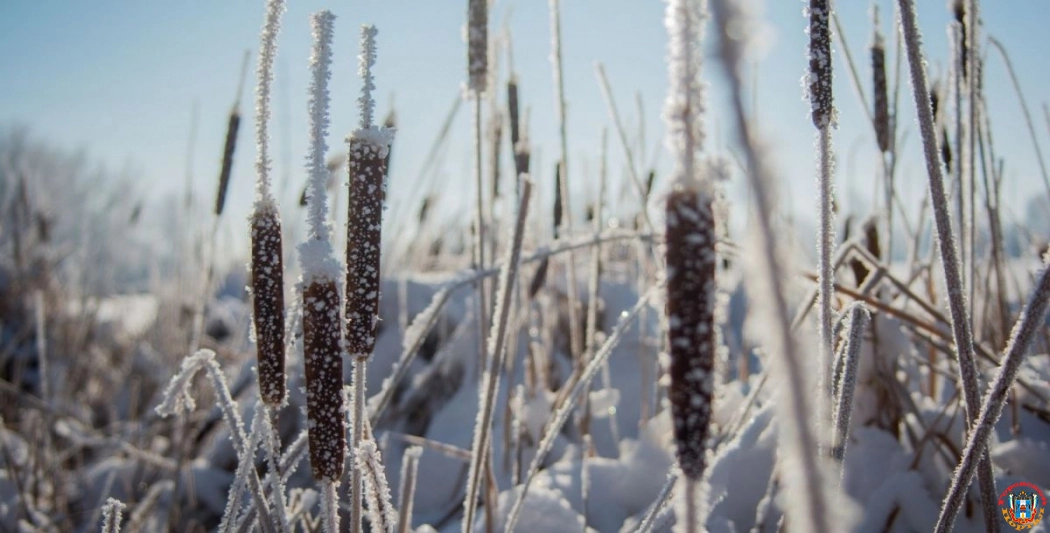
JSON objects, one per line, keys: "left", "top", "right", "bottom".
{"left": 463, "top": 177, "right": 532, "bottom": 533}
{"left": 321, "top": 479, "right": 340, "bottom": 533}
{"left": 101, "top": 498, "right": 125, "bottom": 533}
{"left": 397, "top": 446, "right": 422, "bottom": 533}
{"left": 830, "top": 303, "right": 869, "bottom": 463}
{"left": 358, "top": 440, "right": 398, "bottom": 533}
{"left": 709, "top": 1, "right": 832, "bottom": 532}
{"left": 504, "top": 287, "right": 658, "bottom": 533}
{"left": 895, "top": 0, "right": 1000, "bottom": 526}
{"left": 934, "top": 256, "right": 1050, "bottom": 533}
{"left": 635, "top": 471, "right": 677, "bottom": 533}
{"left": 155, "top": 350, "right": 275, "bottom": 532}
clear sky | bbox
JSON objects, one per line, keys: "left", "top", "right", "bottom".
{"left": 2, "top": 1, "right": 1048, "bottom": 258}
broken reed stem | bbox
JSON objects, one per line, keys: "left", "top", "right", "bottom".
{"left": 251, "top": 0, "right": 287, "bottom": 408}
{"left": 895, "top": 0, "right": 1001, "bottom": 528}
{"left": 666, "top": 184, "right": 717, "bottom": 533}
{"left": 710, "top": 1, "right": 831, "bottom": 531}
{"left": 831, "top": 303, "right": 870, "bottom": 464}
{"left": 396, "top": 446, "right": 422, "bottom": 533}
{"left": 463, "top": 177, "right": 532, "bottom": 533}
{"left": 934, "top": 256, "right": 1050, "bottom": 533}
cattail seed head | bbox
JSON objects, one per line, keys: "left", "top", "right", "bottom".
{"left": 467, "top": 0, "right": 488, "bottom": 95}
{"left": 344, "top": 132, "right": 391, "bottom": 359}
{"left": 251, "top": 204, "right": 286, "bottom": 406}
{"left": 302, "top": 277, "right": 346, "bottom": 481}
{"left": 215, "top": 111, "right": 240, "bottom": 216}
{"left": 807, "top": 0, "right": 834, "bottom": 129}
{"left": 665, "top": 184, "right": 717, "bottom": 480}
{"left": 871, "top": 10, "right": 890, "bottom": 153}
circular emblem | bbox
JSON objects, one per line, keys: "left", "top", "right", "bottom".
{"left": 999, "top": 481, "right": 1046, "bottom": 530}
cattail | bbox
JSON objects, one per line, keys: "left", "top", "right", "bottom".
{"left": 553, "top": 162, "right": 564, "bottom": 238}
{"left": 666, "top": 185, "right": 717, "bottom": 482}
{"left": 299, "top": 10, "right": 345, "bottom": 483}
{"left": 871, "top": 7, "right": 890, "bottom": 153}
{"left": 346, "top": 25, "right": 394, "bottom": 533}
{"left": 251, "top": 0, "right": 287, "bottom": 408}
{"left": 489, "top": 111, "right": 503, "bottom": 200}
{"left": 950, "top": 0, "right": 968, "bottom": 80}
{"left": 807, "top": 0, "right": 833, "bottom": 129}
{"left": 345, "top": 25, "right": 392, "bottom": 360}
{"left": 215, "top": 51, "right": 251, "bottom": 217}
{"left": 467, "top": 0, "right": 487, "bottom": 95}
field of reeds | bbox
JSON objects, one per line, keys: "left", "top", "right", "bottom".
{"left": 2, "top": 0, "right": 1050, "bottom": 532}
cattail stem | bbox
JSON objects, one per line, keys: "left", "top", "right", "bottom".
{"left": 934, "top": 256, "right": 1050, "bottom": 533}
{"left": 710, "top": 1, "right": 832, "bottom": 531}
{"left": 463, "top": 177, "right": 532, "bottom": 533}
{"left": 895, "top": 2, "right": 1001, "bottom": 529}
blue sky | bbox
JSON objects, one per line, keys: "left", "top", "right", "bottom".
{"left": 2, "top": 1, "right": 1048, "bottom": 256}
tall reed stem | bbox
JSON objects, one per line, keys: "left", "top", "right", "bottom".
{"left": 895, "top": 1, "right": 1000, "bottom": 528}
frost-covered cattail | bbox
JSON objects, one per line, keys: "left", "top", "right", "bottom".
{"left": 871, "top": 8, "right": 890, "bottom": 154}
{"left": 807, "top": 0, "right": 834, "bottom": 129}
{"left": 250, "top": 0, "right": 287, "bottom": 408}
{"left": 298, "top": 10, "right": 345, "bottom": 482}
{"left": 665, "top": 184, "right": 717, "bottom": 481}
{"left": 467, "top": 0, "right": 487, "bottom": 95}
{"left": 344, "top": 25, "right": 393, "bottom": 360}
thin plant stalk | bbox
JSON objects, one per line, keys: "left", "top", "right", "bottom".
{"left": 710, "top": 1, "right": 832, "bottom": 531}
{"left": 934, "top": 256, "right": 1050, "bottom": 532}
{"left": 895, "top": 0, "right": 1000, "bottom": 526}
{"left": 463, "top": 177, "right": 532, "bottom": 533}
{"left": 830, "top": 303, "right": 870, "bottom": 464}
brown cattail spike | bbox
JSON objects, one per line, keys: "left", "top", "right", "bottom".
{"left": 302, "top": 277, "right": 346, "bottom": 481}
{"left": 345, "top": 134, "right": 390, "bottom": 358}
{"left": 808, "top": 0, "right": 833, "bottom": 129}
{"left": 251, "top": 204, "right": 286, "bottom": 406}
{"left": 215, "top": 111, "right": 240, "bottom": 216}
{"left": 666, "top": 184, "right": 717, "bottom": 480}
{"left": 871, "top": 9, "right": 890, "bottom": 153}
{"left": 467, "top": 0, "right": 488, "bottom": 95}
